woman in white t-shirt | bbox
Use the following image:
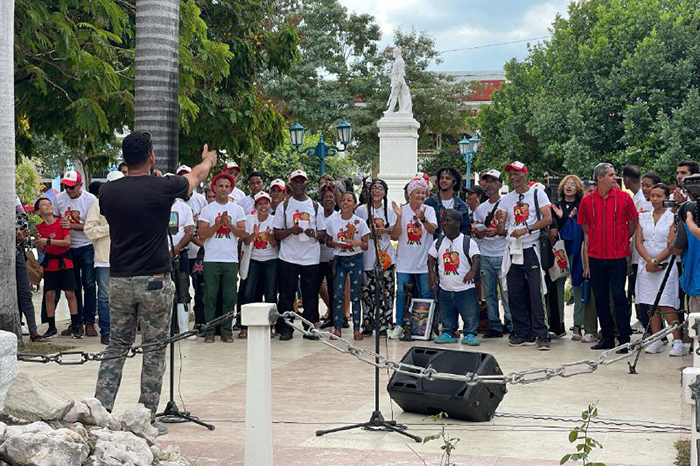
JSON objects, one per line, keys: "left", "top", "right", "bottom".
{"left": 242, "top": 192, "right": 279, "bottom": 308}
{"left": 388, "top": 177, "right": 437, "bottom": 339}
{"left": 356, "top": 179, "right": 397, "bottom": 335}
{"left": 326, "top": 192, "right": 370, "bottom": 340}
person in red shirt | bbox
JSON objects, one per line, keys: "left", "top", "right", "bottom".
{"left": 34, "top": 198, "right": 81, "bottom": 339}
{"left": 578, "top": 163, "right": 638, "bottom": 351}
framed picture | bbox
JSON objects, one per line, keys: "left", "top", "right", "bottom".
{"left": 408, "top": 298, "right": 436, "bottom": 341}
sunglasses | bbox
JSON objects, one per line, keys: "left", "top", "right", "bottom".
{"left": 63, "top": 184, "right": 79, "bottom": 190}
{"left": 518, "top": 193, "right": 524, "bottom": 207}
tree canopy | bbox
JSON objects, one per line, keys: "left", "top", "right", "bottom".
{"left": 475, "top": 0, "right": 700, "bottom": 181}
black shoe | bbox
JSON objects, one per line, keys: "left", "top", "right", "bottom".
{"left": 319, "top": 318, "right": 333, "bottom": 329}
{"left": 615, "top": 347, "right": 629, "bottom": 354}
{"left": 361, "top": 329, "right": 373, "bottom": 336}
{"left": 508, "top": 332, "right": 517, "bottom": 342}
{"left": 509, "top": 337, "right": 536, "bottom": 347}
{"left": 100, "top": 334, "right": 110, "bottom": 345}
{"left": 303, "top": 334, "right": 319, "bottom": 341}
{"left": 72, "top": 329, "right": 83, "bottom": 339}
{"left": 537, "top": 338, "right": 550, "bottom": 351}
{"left": 591, "top": 340, "right": 615, "bottom": 350}
{"left": 41, "top": 328, "right": 57, "bottom": 339}
{"left": 483, "top": 330, "right": 504, "bottom": 338}
{"left": 278, "top": 334, "right": 293, "bottom": 341}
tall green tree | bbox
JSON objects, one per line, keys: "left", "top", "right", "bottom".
{"left": 475, "top": 0, "right": 700, "bottom": 181}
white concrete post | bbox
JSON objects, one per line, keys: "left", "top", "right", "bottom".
{"left": 242, "top": 303, "right": 275, "bottom": 466}
{"left": 683, "top": 313, "right": 700, "bottom": 466}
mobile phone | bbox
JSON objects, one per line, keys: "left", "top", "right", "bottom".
{"left": 475, "top": 224, "right": 487, "bottom": 231}
{"left": 662, "top": 200, "right": 676, "bottom": 208}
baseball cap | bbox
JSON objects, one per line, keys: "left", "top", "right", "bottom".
{"left": 270, "top": 178, "right": 286, "bottom": 190}
{"left": 223, "top": 161, "right": 240, "bottom": 171}
{"left": 290, "top": 169, "right": 308, "bottom": 180}
{"left": 106, "top": 171, "right": 125, "bottom": 182}
{"left": 528, "top": 181, "right": 546, "bottom": 191}
{"left": 481, "top": 169, "right": 502, "bottom": 182}
{"left": 504, "top": 161, "right": 528, "bottom": 174}
{"left": 254, "top": 191, "right": 271, "bottom": 204}
{"left": 61, "top": 170, "right": 82, "bottom": 187}
{"left": 176, "top": 164, "right": 192, "bottom": 175}
{"left": 211, "top": 172, "right": 236, "bottom": 190}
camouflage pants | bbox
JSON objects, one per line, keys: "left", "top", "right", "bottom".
{"left": 95, "top": 275, "right": 174, "bottom": 416}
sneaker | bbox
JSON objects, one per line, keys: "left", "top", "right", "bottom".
{"left": 152, "top": 421, "right": 168, "bottom": 436}
{"left": 482, "top": 329, "right": 504, "bottom": 338}
{"left": 388, "top": 326, "right": 403, "bottom": 340}
{"left": 644, "top": 340, "right": 664, "bottom": 354}
{"left": 433, "top": 333, "right": 458, "bottom": 344}
{"left": 670, "top": 340, "right": 688, "bottom": 357}
{"left": 631, "top": 320, "right": 645, "bottom": 334}
{"left": 41, "top": 328, "right": 57, "bottom": 339}
{"left": 303, "top": 334, "right": 320, "bottom": 341}
{"left": 100, "top": 334, "right": 110, "bottom": 345}
{"left": 537, "top": 338, "right": 550, "bottom": 351}
{"left": 60, "top": 325, "right": 73, "bottom": 336}
{"left": 185, "top": 334, "right": 198, "bottom": 341}
{"left": 581, "top": 333, "right": 598, "bottom": 343}
{"left": 278, "top": 333, "right": 293, "bottom": 341}
{"left": 319, "top": 317, "right": 333, "bottom": 329}
{"left": 550, "top": 330, "right": 566, "bottom": 339}
{"left": 571, "top": 327, "right": 582, "bottom": 341}
{"left": 462, "top": 334, "right": 481, "bottom": 346}
{"left": 509, "top": 337, "right": 536, "bottom": 347}
{"left": 84, "top": 322, "right": 98, "bottom": 337}
{"left": 204, "top": 335, "right": 215, "bottom": 343}
{"left": 72, "top": 328, "right": 83, "bottom": 339}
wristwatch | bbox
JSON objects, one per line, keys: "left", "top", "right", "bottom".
{"left": 526, "top": 226, "right": 532, "bottom": 234}
{"left": 46, "top": 238, "right": 52, "bottom": 245}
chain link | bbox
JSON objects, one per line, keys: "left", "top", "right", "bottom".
{"left": 16, "top": 310, "right": 239, "bottom": 365}
{"left": 275, "top": 311, "right": 684, "bottom": 386}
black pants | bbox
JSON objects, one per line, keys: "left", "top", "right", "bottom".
{"left": 317, "top": 260, "right": 334, "bottom": 316}
{"left": 506, "top": 247, "right": 548, "bottom": 340}
{"left": 189, "top": 258, "right": 205, "bottom": 325}
{"left": 546, "top": 275, "right": 564, "bottom": 335}
{"left": 590, "top": 257, "right": 632, "bottom": 343}
{"left": 16, "top": 249, "right": 37, "bottom": 333}
{"left": 276, "top": 260, "right": 319, "bottom": 336}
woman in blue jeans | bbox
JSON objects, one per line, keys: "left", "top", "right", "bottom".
{"left": 326, "top": 192, "right": 370, "bottom": 340}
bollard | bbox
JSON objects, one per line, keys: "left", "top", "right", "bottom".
{"left": 685, "top": 313, "right": 700, "bottom": 466}
{"left": 242, "top": 303, "right": 275, "bottom": 466}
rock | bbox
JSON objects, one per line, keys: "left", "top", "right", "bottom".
{"left": 4, "top": 421, "right": 53, "bottom": 438}
{"left": 118, "top": 405, "right": 158, "bottom": 446}
{"left": 1, "top": 426, "right": 89, "bottom": 466}
{"left": 63, "top": 398, "right": 115, "bottom": 428}
{"left": 2, "top": 373, "right": 74, "bottom": 422}
{"left": 154, "top": 445, "right": 193, "bottom": 466}
{"left": 0, "top": 331, "right": 18, "bottom": 412}
{"left": 0, "top": 421, "right": 6, "bottom": 444}
{"left": 84, "top": 428, "right": 153, "bottom": 466}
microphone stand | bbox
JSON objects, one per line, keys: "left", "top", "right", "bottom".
{"left": 315, "top": 185, "right": 421, "bottom": 442}
{"left": 156, "top": 227, "right": 215, "bottom": 430}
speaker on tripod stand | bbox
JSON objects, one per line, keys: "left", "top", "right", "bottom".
{"left": 387, "top": 347, "right": 507, "bottom": 422}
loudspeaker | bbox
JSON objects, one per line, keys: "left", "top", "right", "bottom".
{"left": 387, "top": 347, "right": 507, "bottom": 422}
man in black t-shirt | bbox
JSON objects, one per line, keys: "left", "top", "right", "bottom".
{"left": 95, "top": 132, "right": 216, "bottom": 432}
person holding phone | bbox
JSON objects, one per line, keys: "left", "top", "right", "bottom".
{"left": 635, "top": 183, "right": 684, "bottom": 356}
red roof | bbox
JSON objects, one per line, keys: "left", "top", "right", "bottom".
{"left": 464, "top": 80, "right": 504, "bottom": 102}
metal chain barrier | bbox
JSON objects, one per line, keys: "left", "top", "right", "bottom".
{"left": 276, "top": 311, "right": 684, "bottom": 386}
{"left": 16, "top": 310, "right": 239, "bottom": 365}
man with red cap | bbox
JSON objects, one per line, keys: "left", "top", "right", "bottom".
{"left": 53, "top": 169, "right": 98, "bottom": 337}
{"left": 222, "top": 161, "right": 246, "bottom": 203}
{"left": 198, "top": 172, "right": 247, "bottom": 343}
{"left": 495, "top": 161, "right": 552, "bottom": 350}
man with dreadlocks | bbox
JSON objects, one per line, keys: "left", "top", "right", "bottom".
{"left": 424, "top": 166, "right": 470, "bottom": 239}
{"left": 356, "top": 179, "right": 398, "bottom": 335}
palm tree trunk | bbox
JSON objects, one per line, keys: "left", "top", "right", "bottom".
{"left": 134, "top": 0, "right": 180, "bottom": 174}
{"left": 0, "top": 0, "right": 22, "bottom": 343}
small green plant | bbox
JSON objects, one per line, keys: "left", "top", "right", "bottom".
{"left": 561, "top": 403, "right": 606, "bottom": 466}
{"left": 674, "top": 438, "right": 690, "bottom": 466}
{"left": 422, "top": 412, "right": 460, "bottom": 466}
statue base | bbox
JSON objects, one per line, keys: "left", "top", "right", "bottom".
{"left": 377, "top": 112, "right": 420, "bottom": 206}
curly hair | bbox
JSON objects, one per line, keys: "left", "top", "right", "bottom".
{"left": 557, "top": 175, "right": 584, "bottom": 201}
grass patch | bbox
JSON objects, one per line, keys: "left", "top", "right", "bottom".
{"left": 21, "top": 342, "right": 77, "bottom": 355}
{"left": 675, "top": 438, "right": 690, "bottom": 466}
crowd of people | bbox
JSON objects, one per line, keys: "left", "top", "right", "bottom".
{"left": 15, "top": 139, "right": 700, "bottom": 360}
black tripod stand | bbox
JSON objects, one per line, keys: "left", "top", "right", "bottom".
{"left": 156, "top": 230, "right": 215, "bottom": 430}
{"left": 315, "top": 187, "right": 421, "bottom": 443}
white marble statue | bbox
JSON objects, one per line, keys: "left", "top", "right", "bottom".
{"left": 386, "top": 47, "right": 412, "bottom": 115}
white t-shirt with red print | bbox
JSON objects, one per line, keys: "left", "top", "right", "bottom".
{"left": 325, "top": 212, "right": 371, "bottom": 257}
{"left": 168, "top": 199, "right": 194, "bottom": 251}
{"left": 53, "top": 190, "right": 96, "bottom": 248}
{"left": 428, "top": 233, "right": 481, "bottom": 292}
{"left": 395, "top": 203, "right": 438, "bottom": 274}
{"left": 247, "top": 213, "right": 278, "bottom": 262}
{"left": 356, "top": 204, "right": 397, "bottom": 271}
{"left": 498, "top": 188, "right": 551, "bottom": 248}
{"left": 473, "top": 198, "right": 507, "bottom": 257}
{"left": 272, "top": 197, "right": 326, "bottom": 266}
{"left": 199, "top": 201, "right": 246, "bottom": 263}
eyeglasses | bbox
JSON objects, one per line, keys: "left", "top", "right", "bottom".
{"left": 563, "top": 181, "right": 576, "bottom": 187}
{"left": 371, "top": 185, "right": 385, "bottom": 191}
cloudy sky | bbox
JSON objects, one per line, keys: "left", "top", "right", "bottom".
{"left": 337, "top": 0, "right": 571, "bottom": 72}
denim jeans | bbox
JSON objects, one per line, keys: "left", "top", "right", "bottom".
{"left": 333, "top": 254, "right": 363, "bottom": 330}
{"left": 506, "top": 247, "right": 548, "bottom": 340}
{"left": 243, "top": 259, "right": 278, "bottom": 304}
{"left": 94, "top": 267, "right": 111, "bottom": 335}
{"left": 480, "top": 255, "right": 511, "bottom": 332}
{"left": 438, "top": 288, "right": 479, "bottom": 337}
{"left": 71, "top": 244, "right": 97, "bottom": 324}
{"left": 395, "top": 272, "right": 433, "bottom": 325}
{"left": 589, "top": 257, "right": 632, "bottom": 343}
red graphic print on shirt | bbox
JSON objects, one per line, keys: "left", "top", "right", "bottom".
{"left": 513, "top": 203, "right": 530, "bottom": 225}
{"left": 64, "top": 207, "right": 81, "bottom": 223}
{"left": 337, "top": 220, "right": 358, "bottom": 250}
{"left": 292, "top": 210, "right": 310, "bottom": 226}
{"left": 406, "top": 220, "right": 423, "bottom": 245}
{"left": 214, "top": 212, "right": 232, "bottom": 238}
{"left": 442, "top": 250, "right": 460, "bottom": 275}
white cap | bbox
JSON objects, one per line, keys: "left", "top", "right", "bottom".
{"left": 481, "top": 169, "right": 502, "bottom": 181}
{"left": 61, "top": 170, "right": 82, "bottom": 187}
{"left": 290, "top": 169, "right": 308, "bottom": 180}
{"left": 270, "top": 178, "right": 286, "bottom": 190}
{"left": 106, "top": 171, "right": 125, "bottom": 182}
{"left": 224, "top": 161, "right": 240, "bottom": 171}
{"left": 176, "top": 164, "right": 192, "bottom": 174}
{"left": 254, "top": 192, "right": 271, "bottom": 203}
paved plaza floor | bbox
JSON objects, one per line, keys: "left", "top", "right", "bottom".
{"left": 18, "top": 292, "right": 691, "bottom": 466}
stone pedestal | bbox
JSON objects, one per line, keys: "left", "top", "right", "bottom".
{"left": 377, "top": 112, "right": 420, "bottom": 206}
{"left": 0, "top": 330, "right": 18, "bottom": 411}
